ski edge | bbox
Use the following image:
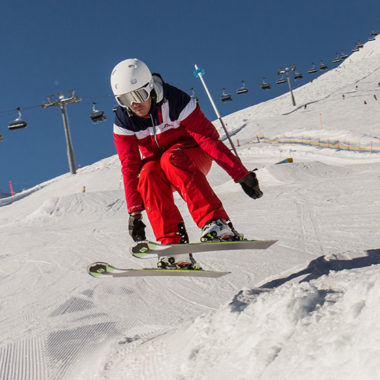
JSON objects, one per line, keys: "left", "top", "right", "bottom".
{"left": 88, "top": 262, "right": 230, "bottom": 278}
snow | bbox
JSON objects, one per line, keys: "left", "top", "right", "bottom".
{"left": 1, "top": 38, "right": 380, "bottom": 380}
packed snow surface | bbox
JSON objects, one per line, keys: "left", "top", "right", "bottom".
{"left": 1, "top": 38, "right": 380, "bottom": 380}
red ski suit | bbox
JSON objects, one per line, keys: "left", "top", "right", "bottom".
{"left": 113, "top": 77, "right": 249, "bottom": 244}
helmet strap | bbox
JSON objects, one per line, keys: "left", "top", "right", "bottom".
{"left": 150, "top": 88, "right": 157, "bottom": 104}
{"left": 126, "top": 107, "right": 133, "bottom": 117}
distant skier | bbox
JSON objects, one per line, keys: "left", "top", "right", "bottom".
{"left": 110, "top": 58, "right": 262, "bottom": 267}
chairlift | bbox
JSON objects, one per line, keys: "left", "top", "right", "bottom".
{"left": 294, "top": 71, "right": 303, "bottom": 80}
{"left": 340, "top": 52, "right": 348, "bottom": 59}
{"left": 89, "top": 102, "right": 106, "bottom": 123}
{"left": 190, "top": 88, "right": 199, "bottom": 101}
{"left": 371, "top": 30, "right": 378, "bottom": 36}
{"left": 319, "top": 61, "right": 328, "bottom": 70}
{"left": 369, "top": 36, "right": 376, "bottom": 41}
{"left": 236, "top": 81, "right": 248, "bottom": 94}
{"left": 332, "top": 53, "right": 342, "bottom": 63}
{"left": 220, "top": 88, "right": 232, "bottom": 102}
{"left": 261, "top": 78, "right": 271, "bottom": 90}
{"left": 277, "top": 68, "right": 286, "bottom": 75}
{"left": 276, "top": 75, "right": 286, "bottom": 85}
{"left": 356, "top": 42, "right": 364, "bottom": 48}
{"left": 307, "top": 63, "right": 318, "bottom": 74}
{"left": 352, "top": 47, "right": 360, "bottom": 52}
{"left": 8, "top": 107, "right": 27, "bottom": 130}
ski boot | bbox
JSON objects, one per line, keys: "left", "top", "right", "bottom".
{"left": 200, "top": 219, "right": 244, "bottom": 242}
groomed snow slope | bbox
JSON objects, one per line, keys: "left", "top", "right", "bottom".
{"left": 1, "top": 38, "right": 380, "bottom": 380}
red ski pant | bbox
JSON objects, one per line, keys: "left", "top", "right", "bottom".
{"left": 137, "top": 145, "right": 229, "bottom": 244}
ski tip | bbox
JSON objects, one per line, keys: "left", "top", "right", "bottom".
{"left": 130, "top": 241, "right": 150, "bottom": 253}
{"left": 130, "top": 241, "right": 159, "bottom": 258}
{"left": 88, "top": 262, "right": 114, "bottom": 278}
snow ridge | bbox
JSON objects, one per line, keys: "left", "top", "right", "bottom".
{"left": 98, "top": 252, "right": 380, "bottom": 380}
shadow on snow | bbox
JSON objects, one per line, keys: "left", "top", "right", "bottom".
{"left": 229, "top": 249, "right": 380, "bottom": 313}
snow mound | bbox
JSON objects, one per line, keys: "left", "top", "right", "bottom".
{"left": 266, "top": 161, "right": 352, "bottom": 184}
{"left": 24, "top": 191, "right": 125, "bottom": 224}
{"left": 97, "top": 251, "right": 380, "bottom": 380}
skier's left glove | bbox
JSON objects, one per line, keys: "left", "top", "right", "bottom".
{"left": 239, "top": 171, "right": 263, "bottom": 199}
{"left": 128, "top": 212, "right": 146, "bottom": 242}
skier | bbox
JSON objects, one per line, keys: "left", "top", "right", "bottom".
{"left": 110, "top": 58, "right": 263, "bottom": 268}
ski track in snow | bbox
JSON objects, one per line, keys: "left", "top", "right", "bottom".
{"left": 1, "top": 38, "right": 380, "bottom": 380}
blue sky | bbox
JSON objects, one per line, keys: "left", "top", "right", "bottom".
{"left": 1, "top": 0, "right": 379, "bottom": 193}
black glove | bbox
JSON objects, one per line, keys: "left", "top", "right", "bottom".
{"left": 128, "top": 212, "right": 146, "bottom": 242}
{"left": 239, "top": 171, "right": 263, "bottom": 199}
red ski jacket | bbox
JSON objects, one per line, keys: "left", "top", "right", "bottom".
{"left": 113, "top": 75, "right": 249, "bottom": 213}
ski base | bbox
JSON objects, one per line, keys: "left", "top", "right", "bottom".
{"left": 131, "top": 239, "right": 277, "bottom": 259}
{"left": 88, "top": 262, "right": 229, "bottom": 278}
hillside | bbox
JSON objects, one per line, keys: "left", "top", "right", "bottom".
{"left": 1, "top": 38, "right": 380, "bottom": 380}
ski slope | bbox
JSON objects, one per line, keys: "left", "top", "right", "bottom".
{"left": 1, "top": 38, "right": 380, "bottom": 380}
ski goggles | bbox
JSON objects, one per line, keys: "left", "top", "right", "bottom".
{"left": 116, "top": 81, "right": 154, "bottom": 108}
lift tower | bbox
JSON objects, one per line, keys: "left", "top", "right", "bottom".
{"left": 42, "top": 90, "right": 81, "bottom": 174}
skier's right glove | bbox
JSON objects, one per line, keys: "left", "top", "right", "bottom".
{"left": 239, "top": 171, "right": 263, "bottom": 199}
{"left": 128, "top": 212, "right": 146, "bottom": 242}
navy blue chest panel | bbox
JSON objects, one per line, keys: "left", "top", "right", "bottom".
{"left": 113, "top": 82, "right": 191, "bottom": 134}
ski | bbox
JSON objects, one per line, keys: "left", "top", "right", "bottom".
{"left": 88, "top": 262, "right": 229, "bottom": 278}
{"left": 131, "top": 239, "right": 277, "bottom": 259}
{"left": 88, "top": 240, "right": 277, "bottom": 278}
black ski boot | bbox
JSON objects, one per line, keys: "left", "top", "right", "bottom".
{"left": 177, "top": 221, "right": 189, "bottom": 244}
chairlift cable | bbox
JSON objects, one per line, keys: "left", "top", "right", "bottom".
{"left": 0, "top": 103, "right": 43, "bottom": 117}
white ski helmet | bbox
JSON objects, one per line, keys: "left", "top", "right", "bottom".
{"left": 110, "top": 58, "right": 153, "bottom": 108}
